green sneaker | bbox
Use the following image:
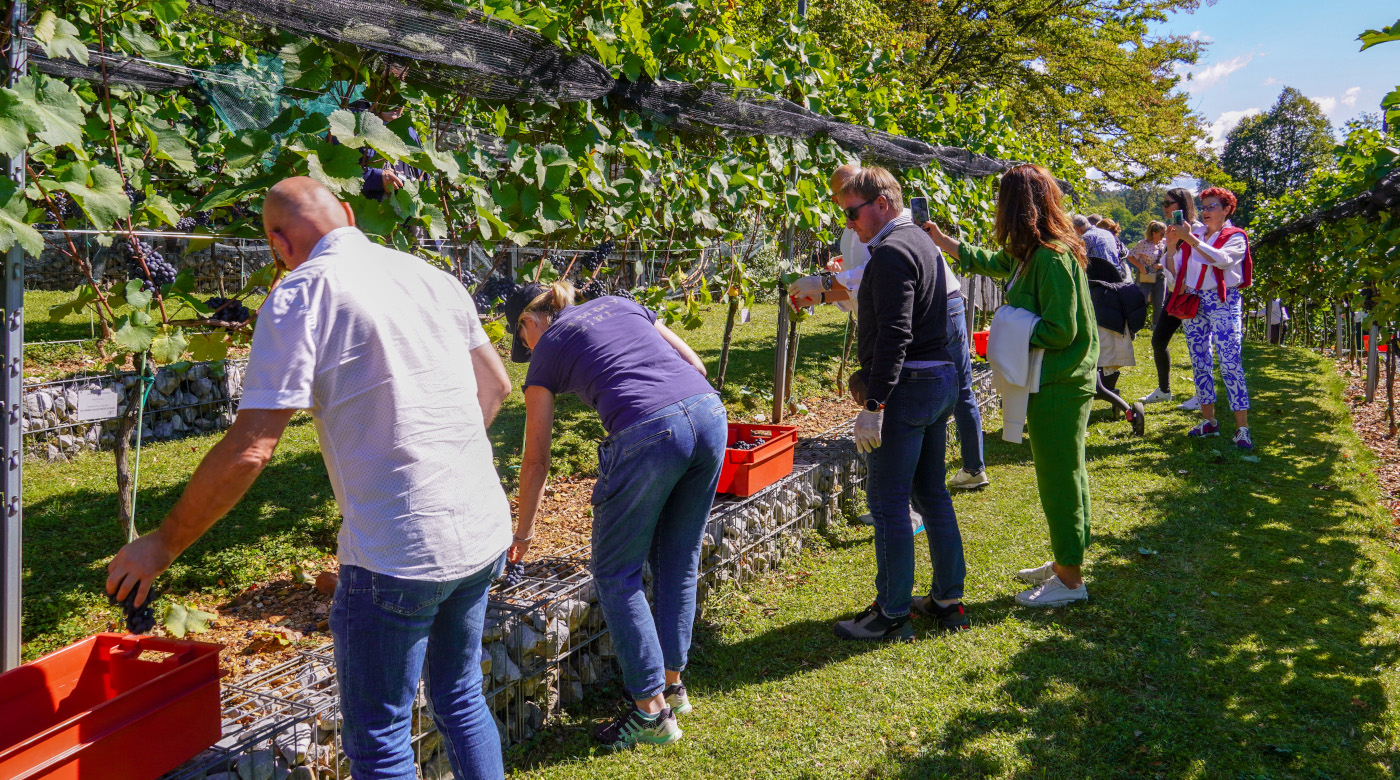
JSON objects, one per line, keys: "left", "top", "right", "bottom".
{"left": 663, "top": 683, "right": 692, "bottom": 715}
{"left": 593, "top": 704, "right": 682, "bottom": 748}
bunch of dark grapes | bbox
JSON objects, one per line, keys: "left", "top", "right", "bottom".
{"left": 44, "top": 191, "right": 81, "bottom": 223}
{"left": 473, "top": 275, "right": 517, "bottom": 313}
{"left": 579, "top": 278, "right": 608, "bottom": 301}
{"left": 583, "top": 238, "right": 614, "bottom": 272}
{"left": 205, "top": 296, "right": 252, "bottom": 324}
{"left": 108, "top": 586, "right": 160, "bottom": 635}
{"left": 731, "top": 437, "right": 768, "bottom": 452}
{"left": 124, "top": 184, "right": 145, "bottom": 206}
{"left": 500, "top": 561, "right": 526, "bottom": 587}
{"left": 194, "top": 211, "right": 213, "bottom": 227}
{"left": 122, "top": 240, "right": 178, "bottom": 288}
{"left": 176, "top": 216, "right": 197, "bottom": 232}
{"left": 457, "top": 267, "right": 479, "bottom": 290}
{"left": 546, "top": 252, "right": 570, "bottom": 274}
{"left": 613, "top": 288, "right": 636, "bottom": 302}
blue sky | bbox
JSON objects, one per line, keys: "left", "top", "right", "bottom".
{"left": 1160, "top": 3, "right": 1400, "bottom": 150}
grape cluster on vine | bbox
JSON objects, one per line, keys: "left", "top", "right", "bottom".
{"left": 546, "top": 252, "right": 570, "bottom": 274}
{"left": 579, "top": 278, "right": 608, "bottom": 301}
{"left": 121, "top": 240, "right": 178, "bottom": 288}
{"left": 108, "top": 587, "right": 159, "bottom": 635}
{"left": 474, "top": 275, "right": 517, "bottom": 313}
{"left": 613, "top": 288, "right": 637, "bottom": 302}
{"left": 205, "top": 296, "right": 252, "bottom": 324}
{"left": 584, "top": 238, "right": 615, "bottom": 272}
{"left": 457, "top": 267, "right": 479, "bottom": 289}
{"left": 124, "top": 184, "right": 145, "bottom": 206}
{"left": 44, "top": 191, "right": 81, "bottom": 224}
{"left": 176, "top": 212, "right": 211, "bottom": 232}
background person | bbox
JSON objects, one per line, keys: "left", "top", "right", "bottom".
{"left": 504, "top": 282, "right": 725, "bottom": 749}
{"left": 1098, "top": 218, "right": 1130, "bottom": 267}
{"left": 789, "top": 165, "right": 988, "bottom": 491}
{"left": 1139, "top": 188, "right": 1202, "bottom": 409}
{"left": 1128, "top": 222, "right": 1168, "bottom": 327}
{"left": 106, "top": 178, "right": 515, "bottom": 780}
{"left": 1168, "top": 186, "right": 1254, "bottom": 449}
{"left": 1075, "top": 217, "right": 1148, "bottom": 435}
{"left": 1267, "top": 298, "right": 1290, "bottom": 344}
{"left": 925, "top": 164, "right": 1097, "bottom": 607}
{"left": 831, "top": 166, "right": 970, "bottom": 641}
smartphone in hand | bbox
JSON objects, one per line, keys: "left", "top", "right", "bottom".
{"left": 1172, "top": 209, "right": 1184, "bottom": 226}
{"left": 910, "top": 196, "right": 929, "bottom": 227}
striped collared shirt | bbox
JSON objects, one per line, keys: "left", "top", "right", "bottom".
{"left": 866, "top": 212, "right": 913, "bottom": 251}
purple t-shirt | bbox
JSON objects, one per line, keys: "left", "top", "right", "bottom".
{"left": 523, "top": 297, "right": 716, "bottom": 434}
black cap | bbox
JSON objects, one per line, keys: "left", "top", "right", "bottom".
{"left": 502, "top": 282, "right": 547, "bottom": 363}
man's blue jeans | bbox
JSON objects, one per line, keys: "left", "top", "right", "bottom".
{"left": 331, "top": 554, "right": 506, "bottom": 780}
{"left": 867, "top": 364, "right": 966, "bottom": 617}
{"left": 590, "top": 393, "right": 727, "bottom": 701}
{"left": 946, "top": 293, "right": 986, "bottom": 474}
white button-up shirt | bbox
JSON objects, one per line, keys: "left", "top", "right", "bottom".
{"left": 240, "top": 227, "right": 510, "bottom": 581}
{"left": 1181, "top": 219, "right": 1248, "bottom": 293}
{"left": 834, "top": 208, "right": 959, "bottom": 313}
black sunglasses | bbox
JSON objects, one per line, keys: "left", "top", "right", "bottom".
{"left": 843, "top": 196, "right": 879, "bottom": 222}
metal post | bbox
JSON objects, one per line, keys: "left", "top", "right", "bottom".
{"left": 2, "top": 0, "right": 27, "bottom": 672}
{"left": 1335, "top": 303, "right": 1345, "bottom": 358}
{"left": 771, "top": 0, "right": 807, "bottom": 423}
{"left": 1367, "top": 322, "right": 1380, "bottom": 402}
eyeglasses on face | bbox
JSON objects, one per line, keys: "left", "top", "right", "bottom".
{"left": 843, "top": 196, "right": 879, "bottom": 222}
{"left": 1201, "top": 202, "right": 1225, "bottom": 213}
{"left": 1161, "top": 199, "right": 1181, "bottom": 209}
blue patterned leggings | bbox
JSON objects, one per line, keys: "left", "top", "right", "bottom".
{"left": 1183, "top": 287, "right": 1250, "bottom": 411}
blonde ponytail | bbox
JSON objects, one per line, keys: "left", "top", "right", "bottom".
{"left": 524, "top": 280, "right": 576, "bottom": 322}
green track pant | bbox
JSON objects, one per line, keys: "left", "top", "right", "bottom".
{"left": 1025, "top": 382, "right": 1093, "bottom": 566}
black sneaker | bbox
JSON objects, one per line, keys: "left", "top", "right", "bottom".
{"left": 833, "top": 601, "right": 915, "bottom": 641}
{"left": 593, "top": 703, "right": 682, "bottom": 748}
{"left": 911, "top": 596, "right": 972, "bottom": 631}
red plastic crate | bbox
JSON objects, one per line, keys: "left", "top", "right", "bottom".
{"left": 716, "top": 423, "right": 799, "bottom": 496}
{"left": 0, "top": 633, "right": 223, "bottom": 780}
{"left": 972, "top": 330, "right": 989, "bottom": 359}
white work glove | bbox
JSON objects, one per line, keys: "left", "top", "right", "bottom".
{"left": 788, "top": 274, "right": 824, "bottom": 297}
{"left": 854, "top": 408, "right": 883, "bottom": 453}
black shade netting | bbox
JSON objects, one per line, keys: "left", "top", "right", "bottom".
{"left": 195, "top": 0, "right": 613, "bottom": 103}
{"left": 27, "top": 41, "right": 195, "bottom": 90}
{"left": 190, "top": 0, "right": 1049, "bottom": 181}
{"left": 1256, "top": 169, "right": 1400, "bottom": 249}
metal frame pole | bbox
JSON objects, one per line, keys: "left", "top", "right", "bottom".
{"left": 771, "top": 0, "right": 806, "bottom": 424}
{"left": 2, "top": 0, "right": 27, "bottom": 672}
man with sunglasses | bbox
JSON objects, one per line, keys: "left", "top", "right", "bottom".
{"left": 789, "top": 166, "right": 988, "bottom": 493}
{"left": 106, "top": 177, "right": 515, "bottom": 779}
{"left": 831, "top": 166, "right": 970, "bottom": 641}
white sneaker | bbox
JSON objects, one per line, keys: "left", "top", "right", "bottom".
{"left": 1139, "top": 388, "right": 1172, "bottom": 405}
{"left": 1176, "top": 395, "right": 1201, "bottom": 411}
{"left": 1014, "top": 575, "right": 1089, "bottom": 607}
{"left": 1014, "top": 561, "right": 1056, "bottom": 585}
{"left": 948, "top": 469, "right": 990, "bottom": 490}
{"left": 857, "top": 508, "right": 922, "bottom": 527}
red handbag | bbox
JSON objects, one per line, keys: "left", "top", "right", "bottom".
{"left": 1164, "top": 248, "right": 1203, "bottom": 320}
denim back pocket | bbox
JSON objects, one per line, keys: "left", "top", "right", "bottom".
{"left": 371, "top": 571, "right": 449, "bottom": 616}
{"left": 897, "top": 372, "right": 953, "bottom": 427}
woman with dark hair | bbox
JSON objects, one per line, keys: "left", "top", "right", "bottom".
{"left": 1169, "top": 186, "right": 1254, "bottom": 449}
{"left": 1139, "top": 187, "right": 1203, "bottom": 409}
{"left": 924, "top": 164, "right": 1097, "bottom": 607}
{"left": 503, "top": 281, "right": 727, "bottom": 748}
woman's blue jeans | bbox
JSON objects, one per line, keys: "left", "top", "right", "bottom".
{"left": 590, "top": 393, "right": 728, "bottom": 700}
{"left": 946, "top": 293, "right": 986, "bottom": 474}
{"left": 867, "top": 364, "right": 966, "bottom": 617}
{"left": 330, "top": 555, "right": 506, "bottom": 780}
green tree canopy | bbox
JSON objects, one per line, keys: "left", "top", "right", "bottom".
{"left": 1220, "top": 86, "right": 1335, "bottom": 227}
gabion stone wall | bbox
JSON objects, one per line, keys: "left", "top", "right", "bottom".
{"left": 27, "top": 239, "right": 273, "bottom": 292}
{"left": 23, "top": 360, "right": 245, "bottom": 462}
{"left": 163, "top": 431, "right": 866, "bottom": 780}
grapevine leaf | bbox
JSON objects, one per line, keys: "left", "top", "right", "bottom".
{"left": 171, "top": 292, "right": 212, "bottom": 316}
{"left": 162, "top": 601, "right": 216, "bottom": 639}
{"left": 55, "top": 163, "right": 131, "bottom": 230}
{"left": 48, "top": 285, "right": 98, "bottom": 322}
{"left": 0, "top": 179, "right": 43, "bottom": 257}
{"left": 167, "top": 269, "right": 196, "bottom": 295}
{"left": 1359, "top": 20, "right": 1400, "bottom": 51}
{"left": 142, "top": 194, "right": 183, "bottom": 227}
{"left": 112, "top": 315, "right": 158, "bottom": 353}
{"left": 187, "top": 332, "right": 230, "bottom": 362}
{"left": 279, "top": 40, "right": 332, "bottom": 91}
{"left": 32, "top": 11, "right": 88, "bottom": 65}
{"left": 0, "top": 88, "right": 43, "bottom": 158}
{"left": 124, "top": 279, "right": 153, "bottom": 310}
{"left": 197, "top": 172, "right": 280, "bottom": 211}
{"left": 345, "top": 194, "right": 401, "bottom": 236}
{"left": 306, "top": 142, "right": 366, "bottom": 195}
{"left": 14, "top": 74, "right": 86, "bottom": 152}
{"left": 150, "top": 326, "right": 189, "bottom": 364}
{"left": 223, "top": 129, "right": 275, "bottom": 171}
{"left": 328, "top": 109, "right": 409, "bottom": 159}
{"left": 481, "top": 318, "right": 506, "bottom": 344}
{"left": 141, "top": 120, "right": 196, "bottom": 172}
{"left": 235, "top": 263, "right": 279, "bottom": 297}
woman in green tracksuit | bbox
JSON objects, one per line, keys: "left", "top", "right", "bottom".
{"left": 924, "top": 164, "right": 1098, "bottom": 607}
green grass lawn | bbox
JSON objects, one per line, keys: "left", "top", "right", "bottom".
{"left": 19, "top": 299, "right": 1400, "bottom": 777}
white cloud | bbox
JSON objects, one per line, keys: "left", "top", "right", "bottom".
{"left": 1203, "top": 108, "right": 1263, "bottom": 151}
{"left": 1307, "top": 87, "right": 1363, "bottom": 118}
{"left": 1189, "top": 30, "right": 1214, "bottom": 43}
{"left": 1263, "top": 76, "right": 1279, "bottom": 86}
{"left": 1312, "top": 96, "right": 1337, "bottom": 115}
{"left": 1341, "top": 86, "right": 1362, "bottom": 108}
{"left": 1187, "top": 54, "right": 1253, "bottom": 94}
